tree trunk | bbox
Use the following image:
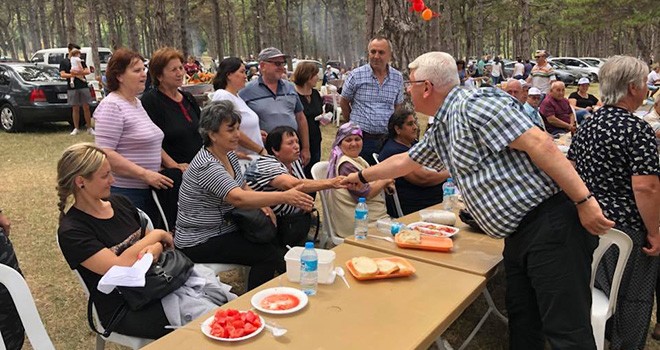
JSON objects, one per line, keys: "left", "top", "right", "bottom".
{"left": 241, "top": 0, "right": 249, "bottom": 57}
{"left": 225, "top": 0, "right": 237, "bottom": 56}
{"left": 211, "top": 0, "right": 224, "bottom": 59}
{"left": 634, "top": 26, "right": 651, "bottom": 62}
{"left": 253, "top": 0, "right": 265, "bottom": 54}
{"left": 519, "top": 0, "right": 530, "bottom": 59}
{"left": 38, "top": 5, "right": 51, "bottom": 48}
{"left": 53, "top": 0, "right": 66, "bottom": 46}
{"left": 154, "top": 0, "right": 168, "bottom": 48}
{"left": 365, "top": 0, "right": 378, "bottom": 47}
{"left": 26, "top": 0, "right": 41, "bottom": 53}
{"left": 87, "top": 3, "right": 101, "bottom": 83}
{"left": 63, "top": 0, "right": 76, "bottom": 44}
{"left": 309, "top": 0, "right": 318, "bottom": 59}
{"left": 380, "top": 0, "right": 422, "bottom": 72}
{"left": 337, "top": 0, "right": 352, "bottom": 66}
{"left": 297, "top": 0, "right": 305, "bottom": 58}
{"left": 13, "top": 4, "right": 28, "bottom": 60}
{"left": 178, "top": 0, "right": 189, "bottom": 56}
{"left": 475, "top": 0, "right": 484, "bottom": 57}
{"left": 124, "top": 0, "right": 139, "bottom": 51}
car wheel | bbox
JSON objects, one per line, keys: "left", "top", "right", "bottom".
{"left": 0, "top": 104, "right": 23, "bottom": 133}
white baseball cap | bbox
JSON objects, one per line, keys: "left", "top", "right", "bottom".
{"left": 578, "top": 77, "right": 590, "bottom": 85}
{"left": 528, "top": 87, "right": 542, "bottom": 96}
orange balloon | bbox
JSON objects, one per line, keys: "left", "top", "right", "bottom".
{"left": 421, "top": 8, "right": 433, "bottom": 20}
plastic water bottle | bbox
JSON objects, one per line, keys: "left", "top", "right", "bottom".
{"left": 300, "top": 241, "right": 318, "bottom": 296}
{"left": 354, "top": 197, "right": 369, "bottom": 240}
{"left": 442, "top": 178, "right": 457, "bottom": 211}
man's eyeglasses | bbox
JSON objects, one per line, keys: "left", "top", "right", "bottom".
{"left": 404, "top": 80, "right": 432, "bottom": 89}
{"left": 267, "top": 61, "right": 286, "bottom": 67}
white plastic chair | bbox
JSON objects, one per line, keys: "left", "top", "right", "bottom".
{"left": 372, "top": 153, "right": 404, "bottom": 218}
{"left": 150, "top": 190, "right": 169, "bottom": 232}
{"left": 310, "top": 161, "right": 344, "bottom": 247}
{"left": 0, "top": 264, "right": 55, "bottom": 350}
{"left": 590, "top": 228, "right": 633, "bottom": 350}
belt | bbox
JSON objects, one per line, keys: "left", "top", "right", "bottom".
{"left": 362, "top": 131, "right": 387, "bottom": 140}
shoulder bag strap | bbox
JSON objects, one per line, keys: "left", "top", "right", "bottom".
{"left": 87, "top": 297, "right": 127, "bottom": 338}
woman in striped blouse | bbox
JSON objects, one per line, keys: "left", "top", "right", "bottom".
{"left": 245, "top": 126, "right": 345, "bottom": 250}
{"left": 175, "top": 101, "right": 314, "bottom": 290}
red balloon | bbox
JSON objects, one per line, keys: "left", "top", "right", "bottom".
{"left": 412, "top": 1, "right": 425, "bottom": 12}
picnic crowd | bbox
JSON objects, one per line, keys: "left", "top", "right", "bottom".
{"left": 1, "top": 36, "right": 659, "bottom": 350}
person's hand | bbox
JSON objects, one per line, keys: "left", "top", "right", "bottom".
{"left": 177, "top": 163, "right": 189, "bottom": 173}
{"left": 235, "top": 151, "right": 251, "bottom": 160}
{"left": 146, "top": 229, "right": 174, "bottom": 249}
{"left": 138, "top": 242, "right": 164, "bottom": 262}
{"left": 260, "top": 130, "right": 268, "bottom": 143}
{"left": 284, "top": 185, "right": 314, "bottom": 212}
{"left": 143, "top": 170, "right": 174, "bottom": 189}
{"left": 642, "top": 229, "right": 660, "bottom": 256}
{"left": 586, "top": 106, "right": 593, "bottom": 113}
{"left": 340, "top": 172, "right": 361, "bottom": 186}
{"left": 300, "top": 148, "right": 311, "bottom": 166}
{"left": 576, "top": 198, "right": 615, "bottom": 235}
{"left": 0, "top": 212, "right": 11, "bottom": 236}
{"left": 329, "top": 176, "right": 348, "bottom": 189}
{"left": 384, "top": 179, "right": 396, "bottom": 195}
{"left": 260, "top": 206, "right": 277, "bottom": 226}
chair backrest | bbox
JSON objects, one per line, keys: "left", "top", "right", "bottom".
{"left": 0, "top": 264, "right": 55, "bottom": 350}
{"left": 137, "top": 208, "right": 154, "bottom": 231}
{"left": 150, "top": 190, "right": 169, "bottom": 232}
{"left": 371, "top": 153, "right": 404, "bottom": 218}
{"left": 310, "top": 161, "right": 343, "bottom": 246}
{"left": 590, "top": 228, "right": 633, "bottom": 316}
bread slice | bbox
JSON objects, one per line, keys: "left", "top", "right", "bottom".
{"left": 351, "top": 257, "right": 378, "bottom": 277}
{"left": 395, "top": 261, "right": 410, "bottom": 274}
{"left": 376, "top": 259, "right": 400, "bottom": 275}
{"left": 397, "top": 229, "right": 421, "bottom": 244}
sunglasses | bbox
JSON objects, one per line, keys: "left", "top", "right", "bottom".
{"left": 267, "top": 61, "right": 286, "bottom": 67}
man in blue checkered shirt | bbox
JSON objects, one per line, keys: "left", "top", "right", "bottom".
{"left": 342, "top": 52, "right": 616, "bottom": 349}
{"left": 340, "top": 36, "right": 404, "bottom": 164}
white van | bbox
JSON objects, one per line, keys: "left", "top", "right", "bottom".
{"left": 30, "top": 47, "right": 112, "bottom": 99}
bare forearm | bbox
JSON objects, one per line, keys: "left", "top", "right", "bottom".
{"left": 239, "top": 131, "right": 265, "bottom": 154}
{"left": 366, "top": 180, "right": 390, "bottom": 199}
{"left": 296, "top": 112, "right": 310, "bottom": 151}
{"left": 226, "top": 188, "right": 289, "bottom": 209}
{"left": 161, "top": 150, "right": 178, "bottom": 169}
{"left": 340, "top": 98, "right": 351, "bottom": 120}
{"left": 547, "top": 116, "right": 572, "bottom": 129}
{"left": 362, "top": 153, "right": 421, "bottom": 182}
{"left": 633, "top": 177, "right": 660, "bottom": 234}
{"left": 405, "top": 168, "right": 450, "bottom": 186}
{"left": 104, "top": 149, "right": 149, "bottom": 181}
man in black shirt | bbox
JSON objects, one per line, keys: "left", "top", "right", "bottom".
{"left": 59, "top": 43, "right": 94, "bottom": 135}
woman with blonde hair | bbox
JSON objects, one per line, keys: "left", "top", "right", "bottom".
{"left": 56, "top": 143, "right": 175, "bottom": 339}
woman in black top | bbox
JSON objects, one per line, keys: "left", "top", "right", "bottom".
{"left": 568, "top": 78, "right": 602, "bottom": 124}
{"left": 292, "top": 62, "right": 323, "bottom": 179}
{"left": 141, "top": 47, "right": 203, "bottom": 168}
{"left": 56, "top": 143, "right": 175, "bottom": 339}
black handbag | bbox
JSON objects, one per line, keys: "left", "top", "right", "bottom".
{"left": 226, "top": 208, "right": 277, "bottom": 244}
{"left": 277, "top": 209, "right": 318, "bottom": 247}
{"left": 87, "top": 213, "right": 193, "bottom": 337}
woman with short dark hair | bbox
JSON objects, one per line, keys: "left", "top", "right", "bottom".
{"left": 244, "top": 126, "right": 344, "bottom": 249}
{"left": 378, "top": 109, "right": 449, "bottom": 216}
{"left": 175, "top": 100, "right": 314, "bottom": 290}
{"left": 211, "top": 57, "right": 266, "bottom": 158}
{"left": 94, "top": 48, "right": 174, "bottom": 226}
{"left": 292, "top": 62, "right": 324, "bottom": 179}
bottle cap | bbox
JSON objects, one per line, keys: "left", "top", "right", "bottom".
{"left": 447, "top": 178, "right": 453, "bottom": 182}
{"left": 358, "top": 197, "right": 366, "bottom": 203}
{"left": 305, "top": 241, "right": 314, "bottom": 249}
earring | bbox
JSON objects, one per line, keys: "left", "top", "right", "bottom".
{"left": 80, "top": 184, "right": 85, "bottom": 189}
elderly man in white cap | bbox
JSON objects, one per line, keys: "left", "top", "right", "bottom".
{"left": 524, "top": 87, "right": 546, "bottom": 130}
{"left": 239, "top": 47, "right": 310, "bottom": 164}
{"left": 568, "top": 77, "right": 602, "bottom": 124}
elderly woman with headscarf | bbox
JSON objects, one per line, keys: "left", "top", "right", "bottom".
{"left": 568, "top": 55, "right": 660, "bottom": 350}
{"left": 327, "top": 122, "right": 393, "bottom": 238}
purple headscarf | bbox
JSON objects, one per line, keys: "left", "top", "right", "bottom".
{"left": 327, "top": 122, "right": 363, "bottom": 178}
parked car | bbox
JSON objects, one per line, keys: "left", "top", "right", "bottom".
{"left": 548, "top": 57, "right": 599, "bottom": 82}
{"left": 30, "top": 47, "right": 112, "bottom": 100}
{"left": 291, "top": 59, "right": 324, "bottom": 80}
{"left": 503, "top": 60, "right": 581, "bottom": 85}
{"left": 580, "top": 57, "right": 607, "bottom": 67}
{"left": 0, "top": 62, "right": 97, "bottom": 132}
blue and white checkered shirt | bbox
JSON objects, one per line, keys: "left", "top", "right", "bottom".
{"left": 341, "top": 64, "right": 404, "bottom": 134}
{"left": 409, "top": 86, "right": 560, "bottom": 238}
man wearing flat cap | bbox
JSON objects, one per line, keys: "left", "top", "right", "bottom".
{"left": 240, "top": 47, "right": 310, "bottom": 164}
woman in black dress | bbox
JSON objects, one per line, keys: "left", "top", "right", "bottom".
{"left": 568, "top": 56, "right": 660, "bottom": 350}
{"left": 292, "top": 62, "right": 323, "bottom": 179}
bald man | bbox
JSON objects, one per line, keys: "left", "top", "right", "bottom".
{"left": 505, "top": 80, "right": 526, "bottom": 103}
{"left": 539, "top": 81, "right": 576, "bottom": 135}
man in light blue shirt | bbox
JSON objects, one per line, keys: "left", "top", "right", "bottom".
{"left": 523, "top": 87, "right": 546, "bottom": 130}
{"left": 340, "top": 36, "right": 404, "bottom": 164}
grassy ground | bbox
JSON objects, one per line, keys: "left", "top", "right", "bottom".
{"left": 0, "top": 84, "right": 658, "bottom": 349}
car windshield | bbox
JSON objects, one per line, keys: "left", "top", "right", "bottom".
{"left": 12, "top": 65, "right": 62, "bottom": 82}
{"left": 550, "top": 61, "right": 567, "bottom": 69}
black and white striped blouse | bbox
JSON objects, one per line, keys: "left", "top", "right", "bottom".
{"left": 244, "top": 156, "right": 305, "bottom": 217}
{"left": 174, "top": 148, "right": 244, "bottom": 248}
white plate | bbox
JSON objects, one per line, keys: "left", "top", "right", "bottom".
{"left": 407, "top": 221, "right": 460, "bottom": 238}
{"left": 250, "top": 287, "right": 309, "bottom": 315}
{"left": 200, "top": 313, "right": 265, "bottom": 342}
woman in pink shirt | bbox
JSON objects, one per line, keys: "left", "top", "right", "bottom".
{"left": 94, "top": 48, "right": 174, "bottom": 226}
